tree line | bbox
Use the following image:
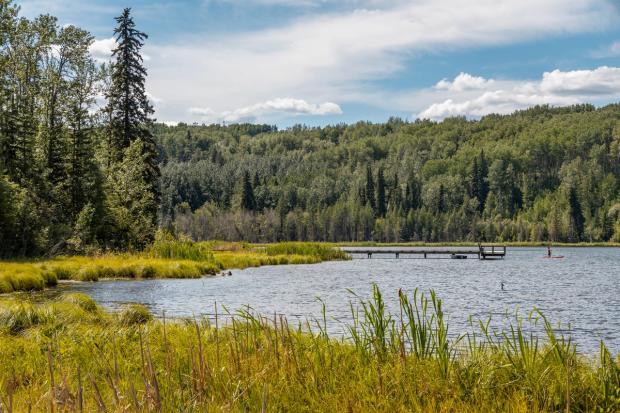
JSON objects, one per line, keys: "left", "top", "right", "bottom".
{"left": 2, "top": 1, "right": 620, "bottom": 256}
{"left": 0, "top": 1, "right": 159, "bottom": 256}
{"left": 159, "top": 105, "right": 620, "bottom": 243}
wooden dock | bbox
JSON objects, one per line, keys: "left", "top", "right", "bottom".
{"left": 341, "top": 244, "right": 506, "bottom": 260}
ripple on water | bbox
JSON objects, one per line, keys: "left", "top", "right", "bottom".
{"left": 59, "top": 247, "right": 620, "bottom": 354}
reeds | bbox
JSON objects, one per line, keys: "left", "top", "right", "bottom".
{"left": 0, "top": 242, "right": 348, "bottom": 293}
{"left": 0, "top": 287, "right": 618, "bottom": 412}
{"left": 264, "top": 242, "right": 350, "bottom": 261}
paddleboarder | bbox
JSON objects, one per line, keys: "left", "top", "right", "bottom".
{"left": 547, "top": 245, "right": 552, "bottom": 258}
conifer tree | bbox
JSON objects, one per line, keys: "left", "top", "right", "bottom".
{"left": 477, "top": 150, "right": 489, "bottom": 212}
{"left": 376, "top": 167, "right": 386, "bottom": 217}
{"left": 365, "top": 165, "right": 375, "bottom": 212}
{"left": 106, "top": 8, "right": 160, "bottom": 230}
{"left": 469, "top": 156, "right": 479, "bottom": 202}
{"left": 240, "top": 171, "right": 256, "bottom": 211}
{"left": 567, "top": 186, "right": 584, "bottom": 241}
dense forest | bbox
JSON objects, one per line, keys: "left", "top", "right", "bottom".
{"left": 157, "top": 105, "right": 620, "bottom": 243}
{"left": 2, "top": 2, "right": 620, "bottom": 258}
{"left": 0, "top": 2, "right": 159, "bottom": 256}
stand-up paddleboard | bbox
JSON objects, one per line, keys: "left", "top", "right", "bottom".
{"left": 543, "top": 256, "right": 564, "bottom": 259}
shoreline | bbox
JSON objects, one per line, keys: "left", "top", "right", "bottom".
{"left": 335, "top": 241, "right": 620, "bottom": 248}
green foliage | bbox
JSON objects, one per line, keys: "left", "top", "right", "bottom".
{"left": 0, "top": 242, "right": 348, "bottom": 293}
{"left": 0, "top": 3, "right": 157, "bottom": 257}
{"left": 118, "top": 303, "right": 152, "bottom": 325}
{"left": 264, "top": 242, "right": 349, "bottom": 260}
{"left": 0, "top": 288, "right": 618, "bottom": 411}
{"left": 146, "top": 231, "right": 215, "bottom": 261}
{"left": 160, "top": 105, "right": 620, "bottom": 243}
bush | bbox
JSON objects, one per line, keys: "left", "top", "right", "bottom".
{"left": 119, "top": 304, "right": 152, "bottom": 326}
{"left": 61, "top": 293, "right": 99, "bottom": 313}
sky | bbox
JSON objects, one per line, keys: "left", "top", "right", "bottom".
{"left": 17, "top": 0, "right": 620, "bottom": 127}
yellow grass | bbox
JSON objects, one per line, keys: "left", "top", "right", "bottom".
{"left": 0, "top": 242, "right": 348, "bottom": 293}
{"left": 0, "top": 289, "right": 618, "bottom": 412}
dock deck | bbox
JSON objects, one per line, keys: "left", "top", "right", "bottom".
{"left": 341, "top": 245, "right": 506, "bottom": 260}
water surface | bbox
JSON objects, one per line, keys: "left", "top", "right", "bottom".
{"left": 57, "top": 247, "right": 619, "bottom": 353}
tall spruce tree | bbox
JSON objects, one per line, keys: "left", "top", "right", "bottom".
{"left": 240, "top": 171, "right": 256, "bottom": 211}
{"left": 376, "top": 167, "right": 386, "bottom": 217}
{"left": 365, "top": 165, "right": 375, "bottom": 212}
{"left": 567, "top": 186, "right": 584, "bottom": 241}
{"left": 106, "top": 8, "right": 160, "bottom": 236}
{"left": 477, "top": 150, "right": 489, "bottom": 212}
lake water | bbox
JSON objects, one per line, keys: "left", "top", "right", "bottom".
{"left": 56, "top": 247, "right": 620, "bottom": 354}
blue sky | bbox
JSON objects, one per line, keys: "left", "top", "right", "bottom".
{"left": 18, "top": 0, "right": 620, "bottom": 126}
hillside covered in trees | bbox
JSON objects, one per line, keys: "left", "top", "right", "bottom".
{"left": 158, "top": 105, "right": 620, "bottom": 243}
{"left": 2, "top": 1, "right": 620, "bottom": 258}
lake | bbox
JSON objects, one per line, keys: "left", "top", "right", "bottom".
{"left": 56, "top": 247, "right": 619, "bottom": 354}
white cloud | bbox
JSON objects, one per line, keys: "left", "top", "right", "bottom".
{"left": 435, "top": 73, "right": 494, "bottom": 92}
{"left": 89, "top": 37, "right": 115, "bottom": 62}
{"left": 539, "top": 66, "right": 620, "bottom": 95}
{"left": 145, "top": 0, "right": 616, "bottom": 123}
{"left": 416, "top": 66, "right": 620, "bottom": 120}
{"left": 189, "top": 98, "right": 342, "bottom": 123}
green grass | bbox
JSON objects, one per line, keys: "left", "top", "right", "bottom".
{"left": 264, "top": 241, "right": 350, "bottom": 260}
{"left": 0, "top": 242, "right": 348, "bottom": 293}
{"left": 0, "top": 287, "right": 618, "bottom": 412}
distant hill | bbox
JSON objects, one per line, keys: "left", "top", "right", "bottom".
{"left": 155, "top": 104, "right": 620, "bottom": 243}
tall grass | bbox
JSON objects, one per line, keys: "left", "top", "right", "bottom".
{"left": 264, "top": 242, "right": 350, "bottom": 260}
{"left": 1, "top": 287, "right": 617, "bottom": 412}
{"left": 146, "top": 233, "right": 217, "bottom": 261}
{"left": 0, "top": 241, "right": 348, "bottom": 293}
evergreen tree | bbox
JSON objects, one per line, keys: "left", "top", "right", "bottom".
{"left": 106, "top": 8, "right": 159, "bottom": 229}
{"left": 477, "top": 150, "right": 489, "bottom": 212}
{"left": 105, "top": 140, "right": 158, "bottom": 250}
{"left": 437, "top": 184, "right": 446, "bottom": 213}
{"left": 240, "top": 171, "right": 256, "bottom": 211}
{"left": 469, "top": 156, "right": 480, "bottom": 207}
{"left": 388, "top": 172, "right": 401, "bottom": 210}
{"left": 376, "top": 167, "right": 386, "bottom": 217}
{"left": 567, "top": 186, "right": 584, "bottom": 241}
{"left": 365, "top": 165, "right": 375, "bottom": 212}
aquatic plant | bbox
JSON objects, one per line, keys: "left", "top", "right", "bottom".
{"left": 0, "top": 287, "right": 618, "bottom": 412}
{"left": 0, "top": 242, "right": 348, "bottom": 293}
{"left": 264, "top": 242, "right": 350, "bottom": 260}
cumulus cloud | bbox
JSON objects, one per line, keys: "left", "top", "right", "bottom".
{"left": 416, "top": 66, "right": 620, "bottom": 120}
{"left": 189, "top": 98, "right": 342, "bottom": 123}
{"left": 539, "top": 66, "right": 620, "bottom": 95}
{"left": 435, "top": 73, "right": 494, "bottom": 92}
{"left": 89, "top": 37, "right": 115, "bottom": 62}
{"left": 145, "top": 0, "right": 616, "bottom": 123}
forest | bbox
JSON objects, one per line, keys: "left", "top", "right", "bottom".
{"left": 2, "top": 0, "right": 620, "bottom": 258}
{"left": 158, "top": 105, "right": 620, "bottom": 244}
{"left": 0, "top": 1, "right": 159, "bottom": 257}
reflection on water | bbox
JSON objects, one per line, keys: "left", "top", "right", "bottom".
{"left": 53, "top": 247, "right": 619, "bottom": 354}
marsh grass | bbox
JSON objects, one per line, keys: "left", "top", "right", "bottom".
{"left": 0, "top": 242, "right": 347, "bottom": 293}
{"left": 0, "top": 286, "right": 618, "bottom": 412}
{"left": 264, "top": 242, "right": 350, "bottom": 260}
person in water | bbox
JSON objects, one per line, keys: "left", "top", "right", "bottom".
{"left": 547, "top": 245, "right": 552, "bottom": 257}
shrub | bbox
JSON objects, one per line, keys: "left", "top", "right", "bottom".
{"left": 119, "top": 304, "right": 152, "bottom": 326}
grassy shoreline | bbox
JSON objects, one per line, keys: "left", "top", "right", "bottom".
{"left": 336, "top": 241, "right": 620, "bottom": 247}
{"left": 0, "top": 287, "right": 617, "bottom": 412}
{"left": 0, "top": 242, "right": 349, "bottom": 294}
